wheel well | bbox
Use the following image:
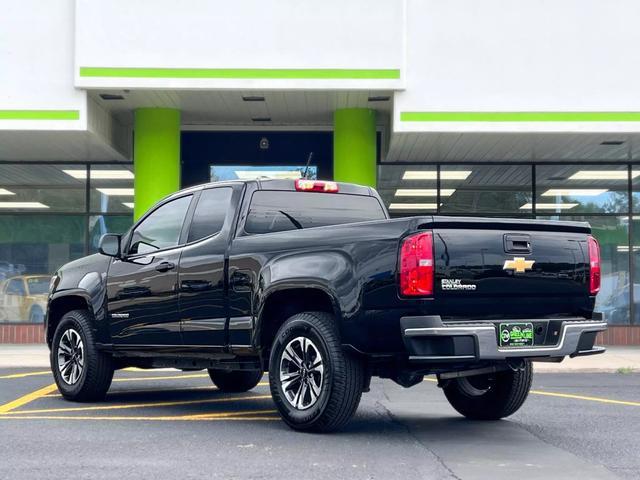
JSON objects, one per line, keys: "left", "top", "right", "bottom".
{"left": 259, "top": 288, "right": 337, "bottom": 364}
{"left": 47, "top": 295, "right": 90, "bottom": 345}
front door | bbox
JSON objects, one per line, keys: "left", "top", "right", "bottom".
{"left": 107, "top": 194, "right": 193, "bottom": 346}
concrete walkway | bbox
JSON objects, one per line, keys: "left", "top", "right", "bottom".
{"left": 0, "top": 344, "right": 639, "bottom": 372}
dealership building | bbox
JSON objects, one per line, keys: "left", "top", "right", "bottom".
{"left": 1, "top": 0, "right": 640, "bottom": 344}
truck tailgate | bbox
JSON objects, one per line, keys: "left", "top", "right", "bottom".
{"left": 427, "top": 217, "right": 593, "bottom": 319}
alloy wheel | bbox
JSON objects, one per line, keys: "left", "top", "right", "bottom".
{"left": 57, "top": 328, "right": 85, "bottom": 385}
{"left": 279, "top": 336, "right": 324, "bottom": 410}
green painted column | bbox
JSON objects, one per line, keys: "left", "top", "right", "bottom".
{"left": 133, "top": 108, "right": 181, "bottom": 220}
{"left": 333, "top": 108, "right": 377, "bottom": 187}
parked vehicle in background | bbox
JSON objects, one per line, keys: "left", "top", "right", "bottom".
{"left": 0, "top": 275, "right": 49, "bottom": 322}
{"left": 45, "top": 179, "right": 606, "bottom": 432}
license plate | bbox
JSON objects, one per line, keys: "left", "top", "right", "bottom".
{"left": 499, "top": 322, "right": 534, "bottom": 347}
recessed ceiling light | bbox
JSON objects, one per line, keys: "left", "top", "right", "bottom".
{"left": 234, "top": 170, "right": 302, "bottom": 180}
{"left": 122, "top": 202, "right": 134, "bottom": 209}
{"left": 368, "top": 96, "right": 390, "bottom": 102}
{"left": 251, "top": 117, "right": 271, "bottom": 122}
{"left": 63, "top": 169, "right": 134, "bottom": 180}
{"left": 96, "top": 188, "right": 134, "bottom": 196}
{"left": 394, "top": 189, "right": 455, "bottom": 197}
{"left": 0, "top": 189, "right": 15, "bottom": 195}
{"left": 99, "top": 94, "right": 125, "bottom": 100}
{"left": 0, "top": 202, "right": 49, "bottom": 209}
{"left": 569, "top": 170, "right": 637, "bottom": 180}
{"left": 520, "top": 203, "right": 578, "bottom": 210}
{"left": 388, "top": 203, "right": 438, "bottom": 210}
{"left": 542, "top": 189, "right": 608, "bottom": 196}
{"left": 600, "top": 140, "right": 625, "bottom": 145}
{"left": 402, "top": 171, "right": 472, "bottom": 180}
{"left": 242, "top": 96, "right": 265, "bottom": 102}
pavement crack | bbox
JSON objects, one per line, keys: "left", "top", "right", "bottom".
{"left": 375, "top": 388, "right": 461, "bottom": 480}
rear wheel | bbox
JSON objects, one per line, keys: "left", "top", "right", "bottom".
{"left": 269, "top": 311, "right": 364, "bottom": 432}
{"left": 441, "top": 361, "right": 533, "bottom": 420}
{"left": 207, "top": 369, "right": 263, "bottom": 392}
{"left": 51, "top": 309, "right": 114, "bottom": 402}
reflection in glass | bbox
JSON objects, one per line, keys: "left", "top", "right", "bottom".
{"left": 89, "top": 215, "right": 133, "bottom": 253}
{"left": 440, "top": 165, "right": 532, "bottom": 215}
{"left": 378, "top": 165, "right": 437, "bottom": 214}
{"left": 0, "top": 215, "right": 85, "bottom": 323}
{"left": 89, "top": 165, "right": 135, "bottom": 213}
{"left": 536, "top": 165, "right": 628, "bottom": 214}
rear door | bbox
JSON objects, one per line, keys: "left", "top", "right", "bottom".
{"left": 179, "top": 184, "right": 240, "bottom": 347}
{"left": 106, "top": 194, "right": 193, "bottom": 345}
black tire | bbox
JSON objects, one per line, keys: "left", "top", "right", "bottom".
{"left": 269, "top": 311, "right": 364, "bottom": 432}
{"left": 51, "top": 309, "right": 114, "bottom": 402}
{"left": 442, "top": 361, "right": 533, "bottom": 420}
{"left": 207, "top": 369, "right": 263, "bottom": 392}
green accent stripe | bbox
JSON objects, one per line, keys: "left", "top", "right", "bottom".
{"left": 79, "top": 67, "right": 400, "bottom": 80}
{"left": 400, "top": 112, "right": 640, "bottom": 122}
{"left": 0, "top": 110, "right": 80, "bottom": 120}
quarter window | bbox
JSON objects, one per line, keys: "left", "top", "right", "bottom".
{"left": 128, "top": 196, "right": 192, "bottom": 255}
{"left": 187, "top": 187, "right": 233, "bottom": 243}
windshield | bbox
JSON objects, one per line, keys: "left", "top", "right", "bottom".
{"left": 27, "top": 277, "right": 50, "bottom": 295}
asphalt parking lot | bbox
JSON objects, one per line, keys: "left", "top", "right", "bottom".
{"left": 0, "top": 368, "right": 638, "bottom": 480}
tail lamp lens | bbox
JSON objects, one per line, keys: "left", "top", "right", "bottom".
{"left": 588, "top": 235, "right": 601, "bottom": 295}
{"left": 400, "top": 231, "right": 434, "bottom": 296}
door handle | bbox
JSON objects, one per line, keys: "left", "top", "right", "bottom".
{"left": 155, "top": 261, "right": 175, "bottom": 272}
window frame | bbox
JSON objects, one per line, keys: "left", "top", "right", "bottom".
{"left": 186, "top": 186, "right": 235, "bottom": 244}
{"left": 124, "top": 193, "right": 196, "bottom": 258}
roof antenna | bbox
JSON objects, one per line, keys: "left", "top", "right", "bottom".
{"left": 303, "top": 152, "right": 314, "bottom": 179}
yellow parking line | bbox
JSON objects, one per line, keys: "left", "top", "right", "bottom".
{"left": 182, "top": 409, "right": 277, "bottom": 419}
{"left": 0, "top": 370, "right": 52, "bottom": 380}
{"left": 5, "top": 394, "right": 272, "bottom": 415}
{"left": 0, "top": 414, "right": 280, "bottom": 422}
{"left": 530, "top": 390, "right": 640, "bottom": 407}
{"left": 43, "top": 382, "right": 269, "bottom": 398}
{"left": 0, "top": 383, "right": 58, "bottom": 414}
{"left": 423, "top": 376, "right": 638, "bottom": 407}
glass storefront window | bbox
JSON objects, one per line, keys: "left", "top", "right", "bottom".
{"left": 89, "top": 165, "right": 135, "bottom": 213}
{"left": 89, "top": 215, "right": 134, "bottom": 253}
{"left": 440, "top": 165, "right": 532, "bottom": 215}
{"left": 377, "top": 164, "right": 437, "bottom": 214}
{"left": 536, "top": 164, "right": 628, "bottom": 214}
{"left": 0, "top": 215, "right": 85, "bottom": 323}
{"left": 0, "top": 162, "right": 133, "bottom": 324}
{"left": 0, "top": 164, "right": 86, "bottom": 212}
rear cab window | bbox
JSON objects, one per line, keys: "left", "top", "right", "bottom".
{"left": 244, "top": 190, "right": 387, "bottom": 234}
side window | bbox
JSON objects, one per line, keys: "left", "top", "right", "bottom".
{"left": 187, "top": 187, "right": 233, "bottom": 243}
{"left": 128, "top": 196, "right": 192, "bottom": 255}
{"left": 7, "top": 279, "right": 26, "bottom": 296}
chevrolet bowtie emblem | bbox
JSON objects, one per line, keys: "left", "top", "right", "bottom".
{"left": 503, "top": 257, "right": 535, "bottom": 273}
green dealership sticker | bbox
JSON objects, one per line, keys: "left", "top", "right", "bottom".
{"left": 499, "top": 322, "right": 534, "bottom": 347}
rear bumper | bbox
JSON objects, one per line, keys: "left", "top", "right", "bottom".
{"left": 401, "top": 315, "right": 607, "bottom": 362}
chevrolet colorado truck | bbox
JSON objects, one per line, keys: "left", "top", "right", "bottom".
{"left": 46, "top": 178, "right": 606, "bottom": 432}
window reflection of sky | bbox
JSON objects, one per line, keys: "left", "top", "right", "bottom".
{"left": 210, "top": 165, "right": 317, "bottom": 182}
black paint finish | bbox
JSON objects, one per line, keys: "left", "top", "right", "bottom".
{"left": 46, "top": 179, "right": 596, "bottom": 370}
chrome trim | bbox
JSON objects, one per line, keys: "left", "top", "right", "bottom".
{"left": 404, "top": 321, "right": 607, "bottom": 360}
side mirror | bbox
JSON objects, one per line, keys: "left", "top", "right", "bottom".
{"left": 99, "top": 234, "right": 122, "bottom": 258}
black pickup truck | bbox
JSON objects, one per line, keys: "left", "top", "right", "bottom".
{"left": 46, "top": 178, "right": 606, "bottom": 431}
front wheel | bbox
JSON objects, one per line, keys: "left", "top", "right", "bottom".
{"left": 269, "top": 311, "right": 364, "bottom": 432}
{"left": 441, "top": 361, "right": 533, "bottom": 420}
{"left": 51, "top": 309, "right": 114, "bottom": 402}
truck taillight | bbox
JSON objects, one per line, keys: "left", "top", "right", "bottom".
{"left": 400, "top": 231, "right": 434, "bottom": 296}
{"left": 295, "top": 179, "right": 339, "bottom": 193}
{"left": 588, "top": 235, "right": 601, "bottom": 295}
